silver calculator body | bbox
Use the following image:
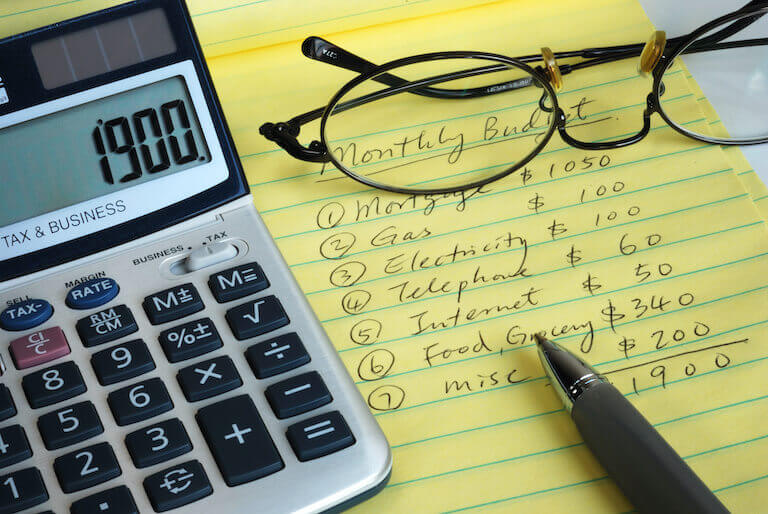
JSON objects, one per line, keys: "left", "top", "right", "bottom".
{"left": 0, "top": 1, "right": 391, "bottom": 512}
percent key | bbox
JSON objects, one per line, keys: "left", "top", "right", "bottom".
{"left": 159, "top": 318, "right": 222, "bottom": 363}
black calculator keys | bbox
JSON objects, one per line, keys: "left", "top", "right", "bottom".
{"left": 22, "top": 361, "right": 86, "bottom": 409}
{"left": 71, "top": 485, "right": 138, "bottom": 514}
{"left": 246, "top": 333, "right": 310, "bottom": 379}
{"left": 37, "top": 401, "right": 103, "bottom": 450}
{"left": 265, "top": 371, "right": 332, "bottom": 419}
{"left": 159, "top": 318, "right": 222, "bottom": 363}
{"left": 125, "top": 418, "right": 192, "bottom": 469}
{"left": 225, "top": 296, "right": 289, "bottom": 341}
{"left": 0, "top": 386, "right": 15, "bottom": 422}
{"left": 76, "top": 305, "right": 139, "bottom": 348}
{"left": 143, "top": 284, "right": 204, "bottom": 325}
{"left": 143, "top": 460, "right": 212, "bottom": 513}
{"left": 287, "top": 411, "right": 356, "bottom": 462}
{"left": 177, "top": 356, "right": 242, "bottom": 402}
{"left": 108, "top": 378, "right": 173, "bottom": 426}
{"left": 209, "top": 262, "right": 269, "bottom": 303}
{"left": 91, "top": 339, "right": 155, "bottom": 386}
{"left": 0, "top": 426, "right": 32, "bottom": 469}
{"left": 53, "top": 442, "right": 121, "bottom": 493}
{"left": 196, "top": 395, "right": 283, "bottom": 486}
{"left": 0, "top": 467, "right": 48, "bottom": 514}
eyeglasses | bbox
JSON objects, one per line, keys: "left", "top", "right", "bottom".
{"left": 260, "top": 1, "right": 768, "bottom": 194}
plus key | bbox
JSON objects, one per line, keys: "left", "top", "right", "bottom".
{"left": 196, "top": 395, "right": 283, "bottom": 486}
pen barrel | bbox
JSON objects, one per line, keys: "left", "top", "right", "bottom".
{"left": 571, "top": 383, "right": 729, "bottom": 514}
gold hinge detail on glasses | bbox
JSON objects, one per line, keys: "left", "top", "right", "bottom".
{"left": 638, "top": 30, "right": 666, "bottom": 76}
{"left": 540, "top": 47, "right": 563, "bottom": 91}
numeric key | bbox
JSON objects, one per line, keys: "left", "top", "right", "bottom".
{"left": 0, "top": 468, "right": 48, "bottom": 514}
{"left": 108, "top": 378, "right": 173, "bottom": 426}
{"left": 37, "top": 401, "right": 103, "bottom": 450}
{"left": 22, "top": 361, "right": 86, "bottom": 409}
{"left": 0, "top": 426, "right": 32, "bottom": 469}
{"left": 53, "top": 442, "right": 121, "bottom": 493}
{"left": 91, "top": 339, "right": 155, "bottom": 386}
{"left": 125, "top": 418, "right": 192, "bottom": 468}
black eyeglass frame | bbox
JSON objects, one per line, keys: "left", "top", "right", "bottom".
{"left": 260, "top": 1, "right": 768, "bottom": 195}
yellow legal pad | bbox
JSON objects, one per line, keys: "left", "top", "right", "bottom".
{"left": 9, "top": 0, "right": 768, "bottom": 512}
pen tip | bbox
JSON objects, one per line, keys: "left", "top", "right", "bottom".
{"left": 534, "top": 332, "right": 546, "bottom": 346}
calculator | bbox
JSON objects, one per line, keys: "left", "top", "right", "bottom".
{"left": 0, "top": 0, "right": 392, "bottom": 512}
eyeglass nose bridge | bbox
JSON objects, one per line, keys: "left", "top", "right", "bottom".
{"left": 554, "top": 93, "right": 655, "bottom": 151}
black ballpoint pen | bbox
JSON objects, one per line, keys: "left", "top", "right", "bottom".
{"left": 534, "top": 333, "right": 729, "bottom": 514}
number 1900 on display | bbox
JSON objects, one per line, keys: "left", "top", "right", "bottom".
{"left": 92, "top": 99, "right": 204, "bottom": 185}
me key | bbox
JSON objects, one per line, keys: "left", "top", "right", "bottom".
{"left": 208, "top": 262, "right": 269, "bottom": 303}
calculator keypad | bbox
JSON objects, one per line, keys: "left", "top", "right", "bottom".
{"left": 53, "top": 441, "right": 121, "bottom": 493}
{"left": 22, "top": 361, "right": 86, "bottom": 409}
{"left": 108, "top": 378, "right": 174, "bottom": 426}
{"left": 0, "top": 426, "right": 32, "bottom": 469}
{"left": 0, "top": 248, "right": 367, "bottom": 513}
{"left": 91, "top": 339, "right": 156, "bottom": 386}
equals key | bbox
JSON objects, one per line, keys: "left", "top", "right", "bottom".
{"left": 246, "top": 333, "right": 310, "bottom": 379}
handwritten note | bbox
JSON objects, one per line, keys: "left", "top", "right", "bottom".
{"left": 10, "top": 0, "right": 768, "bottom": 511}
{"left": 209, "top": 1, "right": 768, "bottom": 511}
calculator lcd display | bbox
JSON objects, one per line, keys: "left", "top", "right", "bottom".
{"left": 0, "top": 76, "right": 210, "bottom": 229}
